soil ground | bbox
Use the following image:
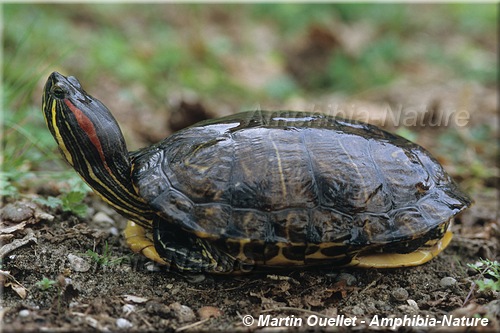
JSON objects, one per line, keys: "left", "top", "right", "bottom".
{"left": 2, "top": 4, "right": 499, "bottom": 333}
{"left": 1, "top": 189, "right": 499, "bottom": 332}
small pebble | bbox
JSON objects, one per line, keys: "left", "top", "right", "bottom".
{"left": 67, "top": 254, "right": 91, "bottom": 272}
{"left": 440, "top": 277, "right": 457, "bottom": 288}
{"left": 336, "top": 273, "right": 357, "bottom": 286}
{"left": 184, "top": 273, "right": 206, "bottom": 283}
{"left": 122, "top": 304, "right": 136, "bottom": 315}
{"left": 351, "top": 305, "right": 364, "bottom": 316}
{"left": 146, "top": 301, "right": 170, "bottom": 317}
{"left": 116, "top": 318, "right": 133, "bottom": 329}
{"left": 92, "top": 212, "right": 114, "bottom": 225}
{"left": 198, "top": 306, "right": 222, "bottom": 320}
{"left": 19, "top": 309, "right": 30, "bottom": 317}
{"left": 123, "top": 295, "right": 149, "bottom": 303}
{"left": 1, "top": 202, "right": 34, "bottom": 222}
{"left": 484, "top": 300, "right": 500, "bottom": 317}
{"left": 397, "top": 304, "right": 419, "bottom": 315}
{"left": 407, "top": 299, "right": 419, "bottom": 311}
{"left": 170, "top": 302, "right": 196, "bottom": 323}
{"left": 392, "top": 287, "right": 409, "bottom": 301}
{"left": 145, "top": 262, "right": 161, "bottom": 272}
{"left": 85, "top": 316, "right": 99, "bottom": 328}
{"left": 108, "top": 226, "right": 120, "bottom": 236}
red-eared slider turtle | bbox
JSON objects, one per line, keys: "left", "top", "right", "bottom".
{"left": 42, "top": 72, "right": 471, "bottom": 273}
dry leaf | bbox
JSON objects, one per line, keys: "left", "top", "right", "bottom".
{"left": 122, "top": 294, "right": 149, "bottom": 303}
{"left": 304, "top": 294, "right": 324, "bottom": 307}
{"left": 1, "top": 270, "right": 27, "bottom": 299}
{"left": 0, "top": 229, "right": 37, "bottom": 258}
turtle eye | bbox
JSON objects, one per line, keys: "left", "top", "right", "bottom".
{"left": 51, "top": 85, "right": 66, "bottom": 99}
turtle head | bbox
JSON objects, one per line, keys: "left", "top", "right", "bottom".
{"left": 42, "top": 72, "right": 130, "bottom": 184}
{"left": 42, "top": 72, "right": 153, "bottom": 225}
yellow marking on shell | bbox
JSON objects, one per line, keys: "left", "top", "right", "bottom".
{"left": 183, "top": 141, "right": 212, "bottom": 171}
{"left": 351, "top": 231, "right": 453, "bottom": 268}
{"left": 124, "top": 221, "right": 168, "bottom": 265}
{"left": 50, "top": 100, "right": 74, "bottom": 166}
{"left": 229, "top": 239, "right": 349, "bottom": 266}
{"left": 305, "top": 242, "right": 348, "bottom": 260}
{"left": 231, "top": 239, "right": 253, "bottom": 262}
{"left": 270, "top": 242, "right": 348, "bottom": 265}
{"left": 264, "top": 243, "right": 303, "bottom": 266}
{"left": 193, "top": 230, "right": 215, "bottom": 239}
{"left": 226, "top": 238, "right": 263, "bottom": 266}
{"left": 185, "top": 162, "right": 209, "bottom": 173}
{"left": 271, "top": 140, "right": 287, "bottom": 198}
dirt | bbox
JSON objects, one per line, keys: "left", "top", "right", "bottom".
{"left": 2, "top": 6, "right": 499, "bottom": 331}
{"left": 1, "top": 174, "right": 499, "bottom": 333}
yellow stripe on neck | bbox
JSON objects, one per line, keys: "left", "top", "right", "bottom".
{"left": 51, "top": 100, "right": 74, "bottom": 166}
{"left": 81, "top": 158, "right": 152, "bottom": 227}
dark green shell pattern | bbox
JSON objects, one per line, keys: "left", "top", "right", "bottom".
{"left": 130, "top": 111, "right": 470, "bottom": 270}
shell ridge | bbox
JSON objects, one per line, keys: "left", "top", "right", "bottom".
{"left": 366, "top": 139, "right": 391, "bottom": 210}
{"left": 225, "top": 125, "right": 238, "bottom": 241}
{"left": 299, "top": 129, "right": 322, "bottom": 243}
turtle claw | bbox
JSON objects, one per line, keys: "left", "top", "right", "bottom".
{"left": 124, "top": 221, "right": 168, "bottom": 266}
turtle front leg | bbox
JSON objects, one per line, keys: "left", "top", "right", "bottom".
{"left": 125, "top": 220, "right": 242, "bottom": 273}
{"left": 124, "top": 221, "right": 168, "bottom": 266}
{"left": 153, "top": 219, "right": 242, "bottom": 274}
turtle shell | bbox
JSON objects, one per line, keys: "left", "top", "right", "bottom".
{"left": 131, "top": 110, "right": 471, "bottom": 267}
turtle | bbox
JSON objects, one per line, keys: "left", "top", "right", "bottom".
{"left": 42, "top": 72, "right": 471, "bottom": 274}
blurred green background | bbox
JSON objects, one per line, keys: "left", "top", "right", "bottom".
{"left": 2, "top": 3, "right": 497, "bottom": 202}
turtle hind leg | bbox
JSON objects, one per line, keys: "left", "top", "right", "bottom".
{"left": 124, "top": 221, "right": 169, "bottom": 266}
{"left": 351, "top": 231, "right": 453, "bottom": 268}
{"left": 153, "top": 218, "right": 238, "bottom": 274}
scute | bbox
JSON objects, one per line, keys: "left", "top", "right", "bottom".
{"left": 131, "top": 110, "right": 471, "bottom": 255}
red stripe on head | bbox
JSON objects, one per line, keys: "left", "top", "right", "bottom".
{"left": 64, "top": 99, "right": 112, "bottom": 174}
